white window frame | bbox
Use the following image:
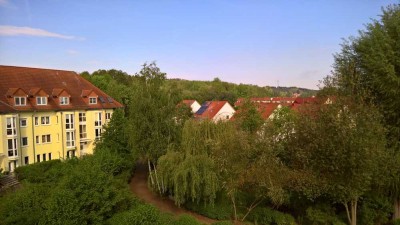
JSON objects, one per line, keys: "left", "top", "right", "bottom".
{"left": 36, "top": 96, "right": 47, "bottom": 105}
{"left": 41, "top": 134, "right": 51, "bottom": 144}
{"left": 66, "top": 131, "right": 75, "bottom": 147}
{"left": 7, "top": 138, "right": 18, "bottom": 157}
{"left": 21, "top": 137, "right": 28, "bottom": 147}
{"left": 60, "top": 96, "right": 69, "bottom": 105}
{"left": 95, "top": 112, "right": 102, "bottom": 127}
{"left": 79, "top": 113, "right": 86, "bottom": 123}
{"left": 20, "top": 118, "right": 27, "bottom": 127}
{"left": 79, "top": 124, "right": 87, "bottom": 139}
{"left": 89, "top": 97, "right": 97, "bottom": 104}
{"left": 14, "top": 96, "right": 26, "bottom": 106}
{"left": 6, "top": 117, "right": 17, "bottom": 136}
{"left": 34, "top": 116, "right": 39, "bottom": 126}
{"left": 105, "top": 112, "right": 111, "bottom": 121}
{"left": 36, "top": 136, "right": 40, "bottom": 144}
{"left": 95, "top": 128, "right": 102, "bottom": 140}
{"left": 41, "top": 116, "right": 50, "bottom": 125}
{"left": 65, "top": 114, "right": 74, "bottom": 130}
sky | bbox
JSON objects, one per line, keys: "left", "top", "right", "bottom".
{"left": 0, "top": 0, "right": 398, "bottom": 89}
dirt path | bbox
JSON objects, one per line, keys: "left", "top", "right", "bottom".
{"left": 129, "top": 164, "right": 217, "bottom": 225}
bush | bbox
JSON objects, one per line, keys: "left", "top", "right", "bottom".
{"left": 185, "top": 201, "right": 231, "bottom": 220}
{"left": 358, "top": 195, "right": 391, "bottom": 225}
{"left": 107, "top": 204, "right": 164, "bottom": 225}
{"left": 174, "top": 214, "right": 202, "bottom": 225}
{"left": 212, "top": 221, "right": 234, "bottom": 225}
{"left": 305, "top": 206, "right": 346, "bottom": 225}
{"left": 14, "top": 160, "right": 66, "bottom": 184}
{"left": 248, "top": 207, "right": 297, "bottom": 225}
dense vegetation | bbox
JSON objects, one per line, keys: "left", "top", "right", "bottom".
{"left": 1, "top": 4, "right": 400, "bottom": 225}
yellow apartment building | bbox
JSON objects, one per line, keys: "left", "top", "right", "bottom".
{"left": 0, "top": 66, "right": 123, "bottom": 172}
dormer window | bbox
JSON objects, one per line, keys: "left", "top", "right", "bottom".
{"left": 36, "top": 97, "right": 47, "bottom": 105}
{"left": 89, "top": 97, "right": 97, "bottom": 104}
{"left": 60, "top": 97, "right": 69, "bottom": 105}
{"left": 14, "top": 97, "right": 26, "bottom": 106}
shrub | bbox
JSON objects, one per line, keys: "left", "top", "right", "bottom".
{"left": 212, "top": 221, "right": 234, "bottom": 225}
{"left": 305, "top": 207, "right": 346, "bottom": 225}
{"left": 174, "top": 214, "right": 202, "bottom": 225}
{"left": 14, "top": 160, "right": 66, "bottom": 184}
{"left": 247, "top": 207, "right": 297, "bottom": 225}
{"left": 185, "top": 201, "right": 231, "bottom": 220}
{"left": 107, "top": 204, "right": 164, "bottom": 225}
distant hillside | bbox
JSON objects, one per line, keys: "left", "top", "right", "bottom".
{"left": 80, "top": 69, "right": 317, "bottom": 106}
{"left": 165, "top": 78, "right": 317, "bottom": 105}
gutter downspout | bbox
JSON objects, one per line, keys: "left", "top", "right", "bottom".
{"left": 31, "top": 114, "right": 36, "bottom": 163}
{"left": 60, "top": 112, "right": 65, "bottom": 159}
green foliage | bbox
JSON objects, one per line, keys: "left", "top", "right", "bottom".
{"left": 174, "top": 214, "right": 202, "bottom": 225}
{"left": 185, "top": 199, "right": 232, "bottom": 220}
{"left": 14, "top": 159, "right": 66, "bottom": 184}
{"left": 358, "top": 194, "right": 392, "bottom": 225}
{"left": 107, "top": 204, "right": 165, "bottom": 225}
{"left": 248, "top": 207, "right": 297, "bottom": 225}
{"left": 211, "top": 221, "right": 234, "bottom": 225}
{"left": 305, "top": 206, "right": 346, "bottom": 225}
{"left": 0, "top": 183, "right": 48, "bottom": 225}
{"left": 234, "top": 99, "right": 264, "bottom": 133}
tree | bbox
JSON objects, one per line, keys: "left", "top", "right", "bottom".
{"left": 128, "top": 62, "right": 183, "bottom": 193}
{"left": 325, "top": 4, "right": 400, "bottom": 219}
{"left": 289, "top": 100, "right": 387, "bottom": 225}
{"left": 233, "top": 99, "right": 264, "bottom": 134}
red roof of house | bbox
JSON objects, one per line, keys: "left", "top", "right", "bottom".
{"left": 182, "top": 100, "right": 196, "bottom": 106}
{"left": 194, "top": 101, "right": 230, "bottom": 120}
{"left": 0, "top": 65, "right": 123, "bottom": 113}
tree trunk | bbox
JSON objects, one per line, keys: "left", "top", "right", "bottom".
{"left": 147, "top": 159, "right": 155, "bottom": 186}
{"left": 394, "top": 197, "right": 400, "bottom": 220}
{"left": 153, "top": 162, "right": 162, "bottom": 194}
{"left": 344, "top": 202, "right": 351, "bottom": 225}
{"left": 230, "top": 194, "right": 237, "bottom": 222}
{"left": 241, "top": 198, "right": 263, "bottom": 222}
{"left": 351, "top": 199, "right": 357, "bottom": 225}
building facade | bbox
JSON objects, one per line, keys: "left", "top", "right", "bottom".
{"left": 0, "top": 66, "right": 123, "bottom": 172}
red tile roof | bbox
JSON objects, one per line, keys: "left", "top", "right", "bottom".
{"left": 194, "top": 101, "right": 230, "bottom": 120}
{"left": 0, "top": 65, "right": 123, "bottom": 113}
{"left": 182, "top": 100, "right": 196, "bottom": 107}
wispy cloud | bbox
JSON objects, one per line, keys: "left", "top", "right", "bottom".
{"left": 66, "top": 49, "right": 79, "bottom": 55}
{"left": 0, "top": 0, "right": 17, "bottom": 9}
{"left": 0, "top": 26, "right": 85, "bottom": 40}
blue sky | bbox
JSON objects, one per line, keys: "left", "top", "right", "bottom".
{"left": 0, "top": 0, "right": 398, "bottom": 89}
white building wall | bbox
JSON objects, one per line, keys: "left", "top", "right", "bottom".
{"left": 213, "top": 103, "right": 235, "bottom": 122}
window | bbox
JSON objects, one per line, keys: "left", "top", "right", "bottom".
{"left": 79, "top": 124, "right": 87, "bottom": 139}
{"left": 7, "top": 138, "right": 17, "bottom": 157}
{"left": 95, "top": 112, "right": 102, "bottom": 127}
{"left": 79, "top": 113, "right": 86, "bottom": 123}
{"left": 41, "top": 116, "right": 50, "bottom": 125}
{"left": 6, "top": 117, "right": 17, "bottom": 136}
{"left": 34, "top": 117, "right": 39, "bottom": 126}
{"left": 48, "top": 153, "right": 52, "bottom": 160}
{"left": 89, "top": 97, "right": 97, "bottom": 104}
{"left": 14, "top": 97, "right": 26, "bottom": 106}
{"left": 41, "top": 134, "right": 51, "bottom": 143}
{"left": 65, "top": 114, "right": 74, "bottom": 129}
{"left": 105, "top": 112, "right": 111, "bottom": 121}
{"left": 36, "top": 136, "right": 40, "bottom": 144}
{"left": 37, "top": 154, "right": 40, "bottom": 162}
{"left": 20, "top": 118, "right": 27, "bottom": 127}
{"left": 95, "top": 128, "right": 102, "bottom": 140}
{"left": 66, "top": 131, "right": 75, "bottom": 147}
{"left": 42, "top": 154, "right": 46, "bottom": 161}
{"left": 21, "top": 137, "right": 28, "bottom": 147}
{"left": 60, "top": 96, "right": 69, "bottom": 105}
{"left": 24, "top": 156, "right": 29, "bottom": 165}
{"left": 36, "top": 96, "right": 47, "bottom": 105}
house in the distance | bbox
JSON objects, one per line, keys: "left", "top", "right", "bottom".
{"left": 181, "top": 100, "right": 201, "bottom": 113}
{"left": 194, "top": 101, "right": 235, "bottom": 122}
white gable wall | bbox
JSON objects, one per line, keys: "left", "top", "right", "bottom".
{"left": 212, "top": 103, "right": 235, "bottom": 122}
{"left": 191, "top": 101, "right": 201, "bottom": 113}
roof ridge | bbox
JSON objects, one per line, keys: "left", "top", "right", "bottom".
{"left": 0, "top": 65, "right": 75, "bottom": 73}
